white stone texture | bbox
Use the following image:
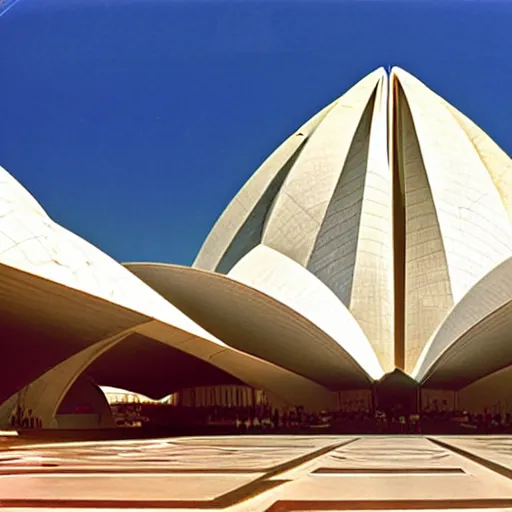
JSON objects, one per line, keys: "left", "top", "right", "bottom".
{"left": 2, "top": 65, "right": 512, "bottom": 406}
{"left": 391, "top": 77, "right": 455, "bottom": 372}
{"left": 0, "top": 165, "right": 338, "bottom": 413}
{"left": 333, "top": 73, "right": 394, "bottom": 372}
{"left": 127, "top": 262, "right": 364, "bottom": 395}
{"left": 229, "top": 244, "right": 383, "bottom": 380}
{"left": 0, "top": 166, "right": 219, "bottom": 344}
{"left": 194, "top": 69, "right": 395, "bottom": 372}
{"left": 262, "top": 70, "right": 385, "bottom": 267}
{"left": 193, "top": 99, "right": 338, "bottom": 273}
{"left": 394, "top": 68, "right": 512, "bottom": 372}
{"left": 413, "top": 256, "right": 512, "bottom": 387}
{"left": 446, "top": 102, "right": 512, "bottom": 221}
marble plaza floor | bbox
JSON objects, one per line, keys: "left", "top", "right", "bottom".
{"left": 0, "top": 435, "right": 511, "bottom": 511}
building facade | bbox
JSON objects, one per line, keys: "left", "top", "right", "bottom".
{"left": 1, "top": 67, "right": 511, "bottom": 427}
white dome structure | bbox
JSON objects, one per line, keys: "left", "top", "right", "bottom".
{"left": 0, "top": 165, "right": 339, "bottom": 427}
{"left": 1, "top": 66, "right": 512, "bottom": 427}
{"left": 194, "top": 68, "right": 395, "bottom": 371}
{"left": 192, "top": 66, "right": 512, "bottom": 381}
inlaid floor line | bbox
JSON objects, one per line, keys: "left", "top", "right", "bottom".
{"left": 208, "top": 437, "right": 361, "bottom": 509}
{"left": 0, "top": 438, "right": 360, "bottom": 509}
{"left": 0, "top": 481, "right": 286, "bottom": 510}
{"left": 311, "top": 466, "right": 466, "bottom": 474}
{"left": 0, "top": 467, "right": 266, "bottom": 476}
{"left": 265, "top": 497, "right": 512, "bottom": 511}
{"left": 0, "top": 439, "right": 359, "bottom": 477}
{"left": 428, "top": 438, "right": 512, "bottom": 480}
{"left": 4, "top": 436, "right": 511, "bottom": 511}
{"left": 257, "top": 438, "right": 360, "bottom": 480}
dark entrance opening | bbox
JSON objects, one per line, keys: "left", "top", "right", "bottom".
{"left": 374, "top": 369, "right": 419, "bottom": 415}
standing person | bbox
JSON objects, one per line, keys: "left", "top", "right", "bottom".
{"left": 399, "top": 414, "right": 406, "bottom": 433}
{"left": 273, "top": 409, "right": 279, "bottom": 429}
{"left": 409, "top": 412, "right": 417, "bottom": 434}
{"left": 375, "top": 410, "right": 382, "bottom": 433}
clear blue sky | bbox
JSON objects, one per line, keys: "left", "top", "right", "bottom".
{"left": 1, "top": 0, "right": 511, "bottom": 265}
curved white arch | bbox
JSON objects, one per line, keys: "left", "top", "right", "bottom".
{"left": 262, "top": 69, "right": 386, "bottom": 267}
{"left": 444, "top": 97, "right": 512, "bottom": 221}
{"left": 0, "top": 165, "right": 224, "bottom": 344}
{"left": 127, "top": 262, "right": 375, "bottom": 388}
{"left": 413, "top": 256, "right": 512, "bottom": 387}
{"left": 0, "top": 328, "right": 138, "bottom": 429}
{"left": 113, "top": 319, "right": 341, "bottom": 410}
{"left": 0, "top": 166, "right": 339, "bottom": 412}
{"left": 228, "top": 244, "right": 383, "bottom": 380}
{"left": 418, "top": 302, "right": 512, "bottom": 390}
{"left": 390, "top": 67, "right": 512, "bottom": 372}
{"left": 0, "top": 310, "right": 341, "bottom": 429}
{"left": 192, "top": 69, "right": 395, "bottom": 371}
{"left": 193, "top": 98, "right": 339, "bottom": 273}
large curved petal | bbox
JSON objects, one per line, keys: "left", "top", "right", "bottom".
{"left": 126, "top": 261, "right": 375, "bottom": 388}
{"left": 3, "top": 167, "right": 331, "bottom": 410}
{"left": 413, "top": 256, "right": 512, "bottom": 388}
{"left": 193, "top": 98, "right": 339, "bottom": 274}
{"left": 192, "top": 70, "right": 395, "bottom": 372}
{"left": 390, "top": 68, "right": 512, "bottom": 372}
{"left": 228, "top": 244, "right": 384, "bottom": 380}
{"left": 0, "top": 165, "right": 220, "bottom": 342}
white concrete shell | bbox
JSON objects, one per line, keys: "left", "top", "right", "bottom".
{"left": 413, "top": 256, "right": 512, "bottom": 388}
{"left": 0, "top": 259, "right": 150, "bottom": 406}
{"left": 194, "top": 68, "right": 395, "bottom": 372}
{"left": 2, "top": 66, "right": 512, "bottom": 417}
{"left": 0, "top": 166, "right": 224, "bottom": 344}
{"left": 444, "top": 96, "right": 512, "bottom": 221}
{"left": 193, "top": 98, "right": 340, "bottom": 275}
{"left": 0, "top": 311, "right": 340, "bottom": 428}
{"left": 390, "top": 68, "right": 512, "bottom": 372}
{"left": 0, "top": 165, "right": 338, "bottom": 419}
{"left": 192, "top": 66, "right": 512, "bottom": 383}
{"left": 0, "top": 328, "right": 137, "bottom": 429}
{"left": 126, "top": 262, "right": 373, "bottom": 389}
{"left": 228, "top": 244, "right": 383, "bottom": 380}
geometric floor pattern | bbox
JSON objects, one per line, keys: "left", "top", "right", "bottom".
{"left": 0, "top": 435, "right": 511, "bottom": 511}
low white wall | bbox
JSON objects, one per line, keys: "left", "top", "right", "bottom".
{"left": 177, "top": 386, "right": 259, "bottom": 407}
{"left": 55, "top": 413, "right": 104, "bottom": 429}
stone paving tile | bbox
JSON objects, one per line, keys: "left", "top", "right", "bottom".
{"left": 0, "top": 436, "right": 511, "bottom": 511}
{"left": 0, "top": 435, "right": 343, "bottom": 473}
{"left": 434, "top": 436, "right": 512, "bottom": 472}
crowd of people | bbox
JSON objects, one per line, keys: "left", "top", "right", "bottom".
{"left": 419, "top": 408, "right": 512, "bottom": 434}
{"left": 9, "top": 399, "right": 512, "bottom": 434}
{"left": 10, "top": 407, "right": 43, "bottom": 429}
{"left": 111, "top": 402, "right": 512, "bottom": 434}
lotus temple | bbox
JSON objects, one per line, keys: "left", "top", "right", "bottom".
{"left": 1, "top": 66, "right": 512, "bottom": 430}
